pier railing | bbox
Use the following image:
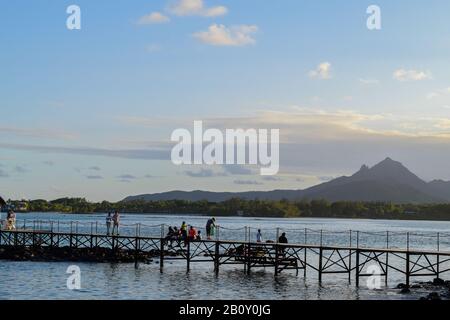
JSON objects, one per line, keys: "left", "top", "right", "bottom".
{"left": 2, "top": 220, "right": 450, "bottom": 287}
{"left": 1, "top": 219, "right": 449, "bottom": 252}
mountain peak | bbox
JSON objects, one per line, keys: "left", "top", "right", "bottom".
{"left": 379, "top": 157, "right": 399, "bottom": 165}
{"left": 353, "top": 157, "right": 426, "bottom": 188}
{"left": 359, "top": 164, "right": 370, "bottom": 172}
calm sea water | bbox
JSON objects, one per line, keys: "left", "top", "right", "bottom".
{"left": 1, "top": 212, "right": 450, "bottom": 300}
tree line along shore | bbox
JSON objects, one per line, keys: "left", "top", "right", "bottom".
{"left": 5, "top": 198, "right": 450, "bottom": 221}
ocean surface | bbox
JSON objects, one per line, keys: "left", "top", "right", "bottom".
{"left": 1, "top": 212, "right": 450, "bottom": 300}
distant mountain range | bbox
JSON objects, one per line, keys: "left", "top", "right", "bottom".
{"left": 124, "top": 158, "right": 450, "bottom": 203}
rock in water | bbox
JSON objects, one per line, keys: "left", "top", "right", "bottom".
{"left": 396, "top": 283, "right": 408, "bottom": 289}
{"left": 400, "top": 288, "right": 411, "bottom": 294}
{"left": 427, "top": 292, "right": 441, "bottom": 300}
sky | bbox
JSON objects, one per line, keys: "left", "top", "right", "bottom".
{"left": 1, "top": 0, "right": 450, "bottom": 201}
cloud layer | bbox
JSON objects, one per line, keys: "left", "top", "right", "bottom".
{"left": 169, "top": 0, "right": 227, "bottom": 17}
{"left": 393, "top": 69, "right": 432, "bottom": 82}
{"left": 193, "top": 24, "right": 258, "bottom": 46}
{"left": 309, "top": 62, "right": 332, "bottom": 80}
{"left": 137, "top": 12, "right": 170, "bottom": 25}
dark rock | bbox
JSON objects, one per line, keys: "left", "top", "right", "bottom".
{"left": 433, "top": 278, "right": 445, "bottom": 286}
{"left": 397, "top": 283, "right": 408, "bottom": 289}
{"left": 427, "top": 292, "right": 442, "bottom": 300}
{"left": 400, "top": 288, "right": 411, "bottom": 294}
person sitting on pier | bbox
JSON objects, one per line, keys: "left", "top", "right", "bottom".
{"left": 196, "top": 230, "right": 202, "bottom": 241}
{"left": 165, "top": 226, "right": 176, "bottom": 247}
{"left": 173, "top": 226, "right": 180, "bottom": 239}
{"left": 278, "top": 232, "right": 288, "bottom": 244}
{"left": 188, "top": 226, "right": 198, "bottom": 242}
{"left": 112, "top": 211, "right": 120, "bottom": 235}
{"left": 256, "top": 229, "right": 263, "bottom": 243}
{"left": 106, "top": 212, "right": 113, "bottom": 235}
{"left": 278, "top": 232, "right": 288, "bottom": 255}
{"left": 206, "top": 217, "right": 216, "bottom": 240}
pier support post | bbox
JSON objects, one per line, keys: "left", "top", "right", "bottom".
{"left": 160, "top": 238, "right": 164, "bottom": 273}
{"left": 437, "top": 232, "right": 440, "bottom": 279}
{"left": 304, "top": 228, "right": 307, "bottom": 278}
{"left": 112, "top": 236, "right": 116, "bottom": 257}
{"left": 134, "top": 237, "right": 139, "bottom": 269}
{"left": 385, "top": 231, "right": 389, "bottom": 286}
{"left": 274, "top": 244, "right": 279, "bottom": 276}
{"left": 348, "top": 230, "right": 352, "bottom": 283}
{"left": 246, "top": 243, "right": 251, "bottom": 275}
{"left": 214, "top": 241, "right": 220, "bottom": 275}
{"left": 355, "top": 249, "right": 360, "bottom": 287}
{"left": 186, "top": 240, "right": 191, "bottom": 273}
{"left": 348, "top": 249, "right": 352, "bottom": 283}
{"left": 385, "top": 252, "right": 389, "bottom": 286}
{"left": 318, "top": 247, "right": 323, "bottom": 283}
{"left": 406, "top": 252, "right": 410, "bottom": 288}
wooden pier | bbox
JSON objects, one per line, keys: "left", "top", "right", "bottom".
{"left": 1, "top": 224, "right": 450, "bottom": 288}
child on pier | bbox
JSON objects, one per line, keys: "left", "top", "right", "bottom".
{"left": 188, "top": 226, "right": 198, "bottom": 241}
{"left": 6, "top": 210, "right": 16, "bottom": 231}
{"left": 256, "top": 229, "right": 263, "bottom": 243}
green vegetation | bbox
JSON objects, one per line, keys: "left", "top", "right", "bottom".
{"left": 6, "top": 197, "right": 450, "bottom": 221}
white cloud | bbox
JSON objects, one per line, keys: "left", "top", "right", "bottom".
{"left": 393, "top": 69, "right": 432, "bottom": 82}
{"left": 169, "top": 0, "right": 227, "bottom": 17}
{"left": 309, "top": 62, "right": 332, "bottom": 80}
{"left": 193, "top": 24, "right": 258, "bottom": 46}
{"left": 137, "top": 12, "right": 170, "bottom": 25}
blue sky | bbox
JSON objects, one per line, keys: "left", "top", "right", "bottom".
{"left": 1, "top": 0, "right": 450, "bottom": 201}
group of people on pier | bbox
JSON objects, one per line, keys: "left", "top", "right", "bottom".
{"left": 100, "top": 212, "right": 290, "bottom": 245}
{"left": 256, "top": 229, "right": 289, "bottom": 244}
{"left": 105, "top": 211, "right": 120, "bottom": 236}
{"left": 164, "top": 218, "right": 217, "bottom": 247}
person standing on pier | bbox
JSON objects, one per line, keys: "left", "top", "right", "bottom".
{"left": 181, "top": 221, "right": 188, "bottom": 246}
{"left": 106, "top": 212, "right": 113, "bottom": 235}
{"left": 206, "top": 217, "right": 216, "bottom": 240}
{"left": 7, "top": 210, "right": 16, "bottom": 231}
{"left": 256, "top": 229, "right": 263, "bottom": 243}
{"left": 112, "top": 211, "right": 120, "bottom": 235}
